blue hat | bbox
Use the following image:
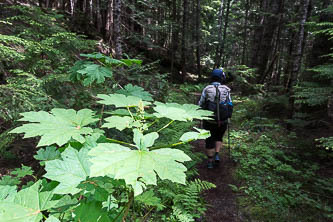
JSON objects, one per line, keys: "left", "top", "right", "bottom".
{"left": 211, "top": 68, "right": 226, "bottom": 79}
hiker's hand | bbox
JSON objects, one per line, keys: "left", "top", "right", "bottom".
{"left": 228, "top": 118, "right": 231, "bottom": 124}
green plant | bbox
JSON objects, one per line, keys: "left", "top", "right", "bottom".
{"left": 3, "top": 84, "right": 213, "bottom": 221}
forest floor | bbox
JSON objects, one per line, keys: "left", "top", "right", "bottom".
{"left": 194, "top": 139, "right": 244, "bottom": 222}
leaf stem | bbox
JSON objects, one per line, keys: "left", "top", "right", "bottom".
{"left": 105, "top": 137, "right": 137, "bottom": 148}
{"left": 122, "top": 189, "right": 134, "bottom": 222}
{"left": 149, "top": 139, "right": 194, "bottom": 150}
{"left": 127, "top": 106, "right": 134, "bottom": 119}
{"left": 99, "top": 104, "right": 105, "bottom": 127}
{"left": 146, "top": 119, "right": 158, "bottom": 129}
{"left": 140, "top": 206, "right": 155, "bottom": 222}
{"left": 157, "top": 120, "right": 174, "bottom": 133}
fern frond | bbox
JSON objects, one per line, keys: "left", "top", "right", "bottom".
{"left": 170, "top": 206, "right": 195, "bottom": 222}
{"left": 190, "top": 178, "right": 216, "bottom": 192}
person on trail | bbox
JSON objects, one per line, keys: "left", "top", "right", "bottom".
{"left": 198, "top": 68, "right": 233, "bottom": 169}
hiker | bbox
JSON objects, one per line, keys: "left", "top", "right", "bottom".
{"left": 198, "top": 68, "right": 233, "bottom": 169}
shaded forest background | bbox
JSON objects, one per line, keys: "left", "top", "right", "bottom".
{"left": 1, "top": 0, "right": 333, "bottom": 119}
{"left": 0, "top": 0, "right": 333, "bottom": 221}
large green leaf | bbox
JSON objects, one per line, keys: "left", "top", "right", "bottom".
{"left": 153, "top": 102, "right": 212, "bottom": 121}
{"left": 10, "top": 108, "right": 98, "bottom": 147}
{"left": 133, "top": 129, "right": 159, "bottom": 150}
{"left": 45, "top": 215, "right": 60, "bottom": 222}
{"left": 0, "top": 181, "right": 57, "bottom": 222}
{"left": 77, "top": 63, "right": 113, "bottom": 86}
{"left": 179, "top": 127, "right": 211, "bottom": 142}
{"left": 120, "top": 58, "right": 143, "bottom": 66}
{"left": 116, "top": 84, "right": 153, "bottom": 101}
{"left": 102, "top": 116, "right": 134, "bottom": 131}
{"left": 0, "top": 185, "right": 17, "bottom": 201}
{"left": 73, "top": 201, "right": 112, "bottom": 222}
{"left": 34, "top": 146, "right": 61, "bottom": 162}
{"left": 89, "top": 143, "right": 191, "bottom": 195}
{"left": 97, "top": 94, "right": 150, "bottom": 108}
{"left": 44, "top": 147, "right": 91, "bottom": 194}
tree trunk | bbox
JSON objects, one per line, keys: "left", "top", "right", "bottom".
{"left": 96, "top": 0, "right": 102, "bottom": 32}
{"left": 70, "top": 0, "right": 75, "bottom": 15}
{"left": 171, "top": 0, "right": 179, "bottom": 77}
{"left": 220, "top": 0, "right": 232, "bottom": 66}
{"left": 180, "top": 0, "right": 188, "bottom": 82}
{"left": 89, "top": 0, "right": 93, "bottom": 24}
{"left": 114, "top": 0, "right": 123, "bottom": 59}
{"left": 105, "top": 0, "right": 113, "bottom": 45}
{"left": 196, "top": 0, "right": 201, "bottom": 79}
{"left": 214, "top": 0, "right": 224, "bottom": 68}
{"left": 286, "top": 0, "right": 311, "bottom": 118}
{"left": 241, "top": 0, "right": 250, "bottom": 65}
{"left": 259, "top": 0, "right": 285, "bottom": 83}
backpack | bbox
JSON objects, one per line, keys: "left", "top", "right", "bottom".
{"left": 203, "top": 84, "right": 233, "bottom": 123}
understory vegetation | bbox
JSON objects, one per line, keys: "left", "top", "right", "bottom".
{"left": 0, "top": 2, "right": 332, "bottom": 222}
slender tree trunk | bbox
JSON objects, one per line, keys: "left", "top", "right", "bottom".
{"left": 96, "top": 0, "right": 102, "bottom": 32}
{"left": 286, "top": 0, "right": 310, "bottom": 91}
{"left": 82, "top": 0, "right": 86, "bottom": 12}
{"left": 196, "top": 0, "right": 201, "bottom": 79}
{"left": 214, "top": 0, "right": 224, "bottom": 68}
{"left": 114, "top": 0, "right": 123, "bottom": 59}
{"left": 171, "top": 0, "right": 179, "bottom": 77}
{"left": 70, "top": 0, "right": 75, "bottom": 15}
{"left": 89, "top": 0, "right": 93, "bottom": 24}
{"left": 105, "top": 0, "right": 113, "bottom": 45}
{"left": 286, "top": 0, "right": 311, "bottom": 118}
{"left": 241, "top": 0, "right": 250, "bottom": 65}
{"left": 220, "top": 0, "right": 232, "bottom": 66}
{"left": 181, "top": 0, "right": 188, "bottom": 82}
{"left": 259, "top": 0, "right": 285, "bottom": 83}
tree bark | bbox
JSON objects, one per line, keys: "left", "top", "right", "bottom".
{"left": 105, "top": 0, "right": 113, "bottom": 45}
{"left": 286, "top": 0, "right": 311, "bottom": 119}
{"left": 180, "top": 0, "right": 188, "bottom": 82}
{"left": 220, "top": 0, "right": 232, "bottom": 66}
{"left": 196, "top": 0, "right": 201, "bottom": 79}
{"left": 114, "top": 0, "right": 123, "bottom": 59}
{"left": 214, "top": 0, "right": 224, "bottom": 68}
{"left": 170, "top": 0, "right": 179, "bottom": 77}
{"left": 286, "top": 0, "right": 310, "bottom": 91}
{"left": 96, "top": 0, "right": 102, "bottom": 32}
{"left": 241, "top": 0, "right": 250, "bottom": 65}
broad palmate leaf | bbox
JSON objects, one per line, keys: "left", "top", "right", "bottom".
{"left": 153, "top": 102, "right": 212, "bottom": 121}
{"left": 0, "top": 185, "right": 17, "bottom": 201}
{"left": 45, "top": 215, "right": 60, "bottom": 222}
{"left": 102, "top": 116, "right": 134, "bottom": 131}
{"left": 73, "top": 201, "right": 112, "bottom": 222}
{"left": 10, "top": 108, "right": 98, "bottom": 147}
{"left": 97, "top": 93, "right": 150, "bottom": 108}
{"left": 89, "top": 143, "right": 191, "bottom": 195}
{"left": 116, "top": 84, "right": 153, "bottom": 101}
{"left": 0, "top": 181, "right": 57, "bottom": 222}
{"left": 77, "top": 63, "right": 113, "bottom": 86}
{"left": 44, "top": 147, "right": 91, "bottom": 194}
{"left": 34, "top": 146, "right": 61, "bottom": 162}
{"left": 180, "top": 127, "right": 211, "bottom": 142}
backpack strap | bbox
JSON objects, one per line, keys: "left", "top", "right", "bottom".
{"left": 214, "top": 85, "right": 221, "bottom": 123}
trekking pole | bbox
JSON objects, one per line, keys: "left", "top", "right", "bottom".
{"left": 228, "top": 119, "right": 231, "bottom": 160}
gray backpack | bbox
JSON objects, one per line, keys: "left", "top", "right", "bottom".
{"left": 203, "top": 84, "right": 233, "bottom": 122}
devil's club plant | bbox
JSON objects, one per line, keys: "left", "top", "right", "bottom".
{"left": 3, "top": 84, "right": 212, "bottom": 221}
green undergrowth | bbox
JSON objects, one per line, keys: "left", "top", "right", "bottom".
{"left": 229, "top": 95, "right": 333, "bottom": 221}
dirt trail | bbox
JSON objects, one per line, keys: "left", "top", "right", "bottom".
{"left": 194, "top": 140, "right": 243, "bottom": 222}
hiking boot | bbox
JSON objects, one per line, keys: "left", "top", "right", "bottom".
{"left": 214, "top": 153, "right": 220, "bottom": 165}
{"left": 207, "top": 161, "right": 214, "bottom": 169}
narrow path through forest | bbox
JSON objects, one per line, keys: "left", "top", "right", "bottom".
{"left": 194, "top": 139, "right": 243, "bottom": 222}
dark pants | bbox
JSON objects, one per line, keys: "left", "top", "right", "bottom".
{"left": 203, "top": 120, "right": 228, "bottom": 149}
